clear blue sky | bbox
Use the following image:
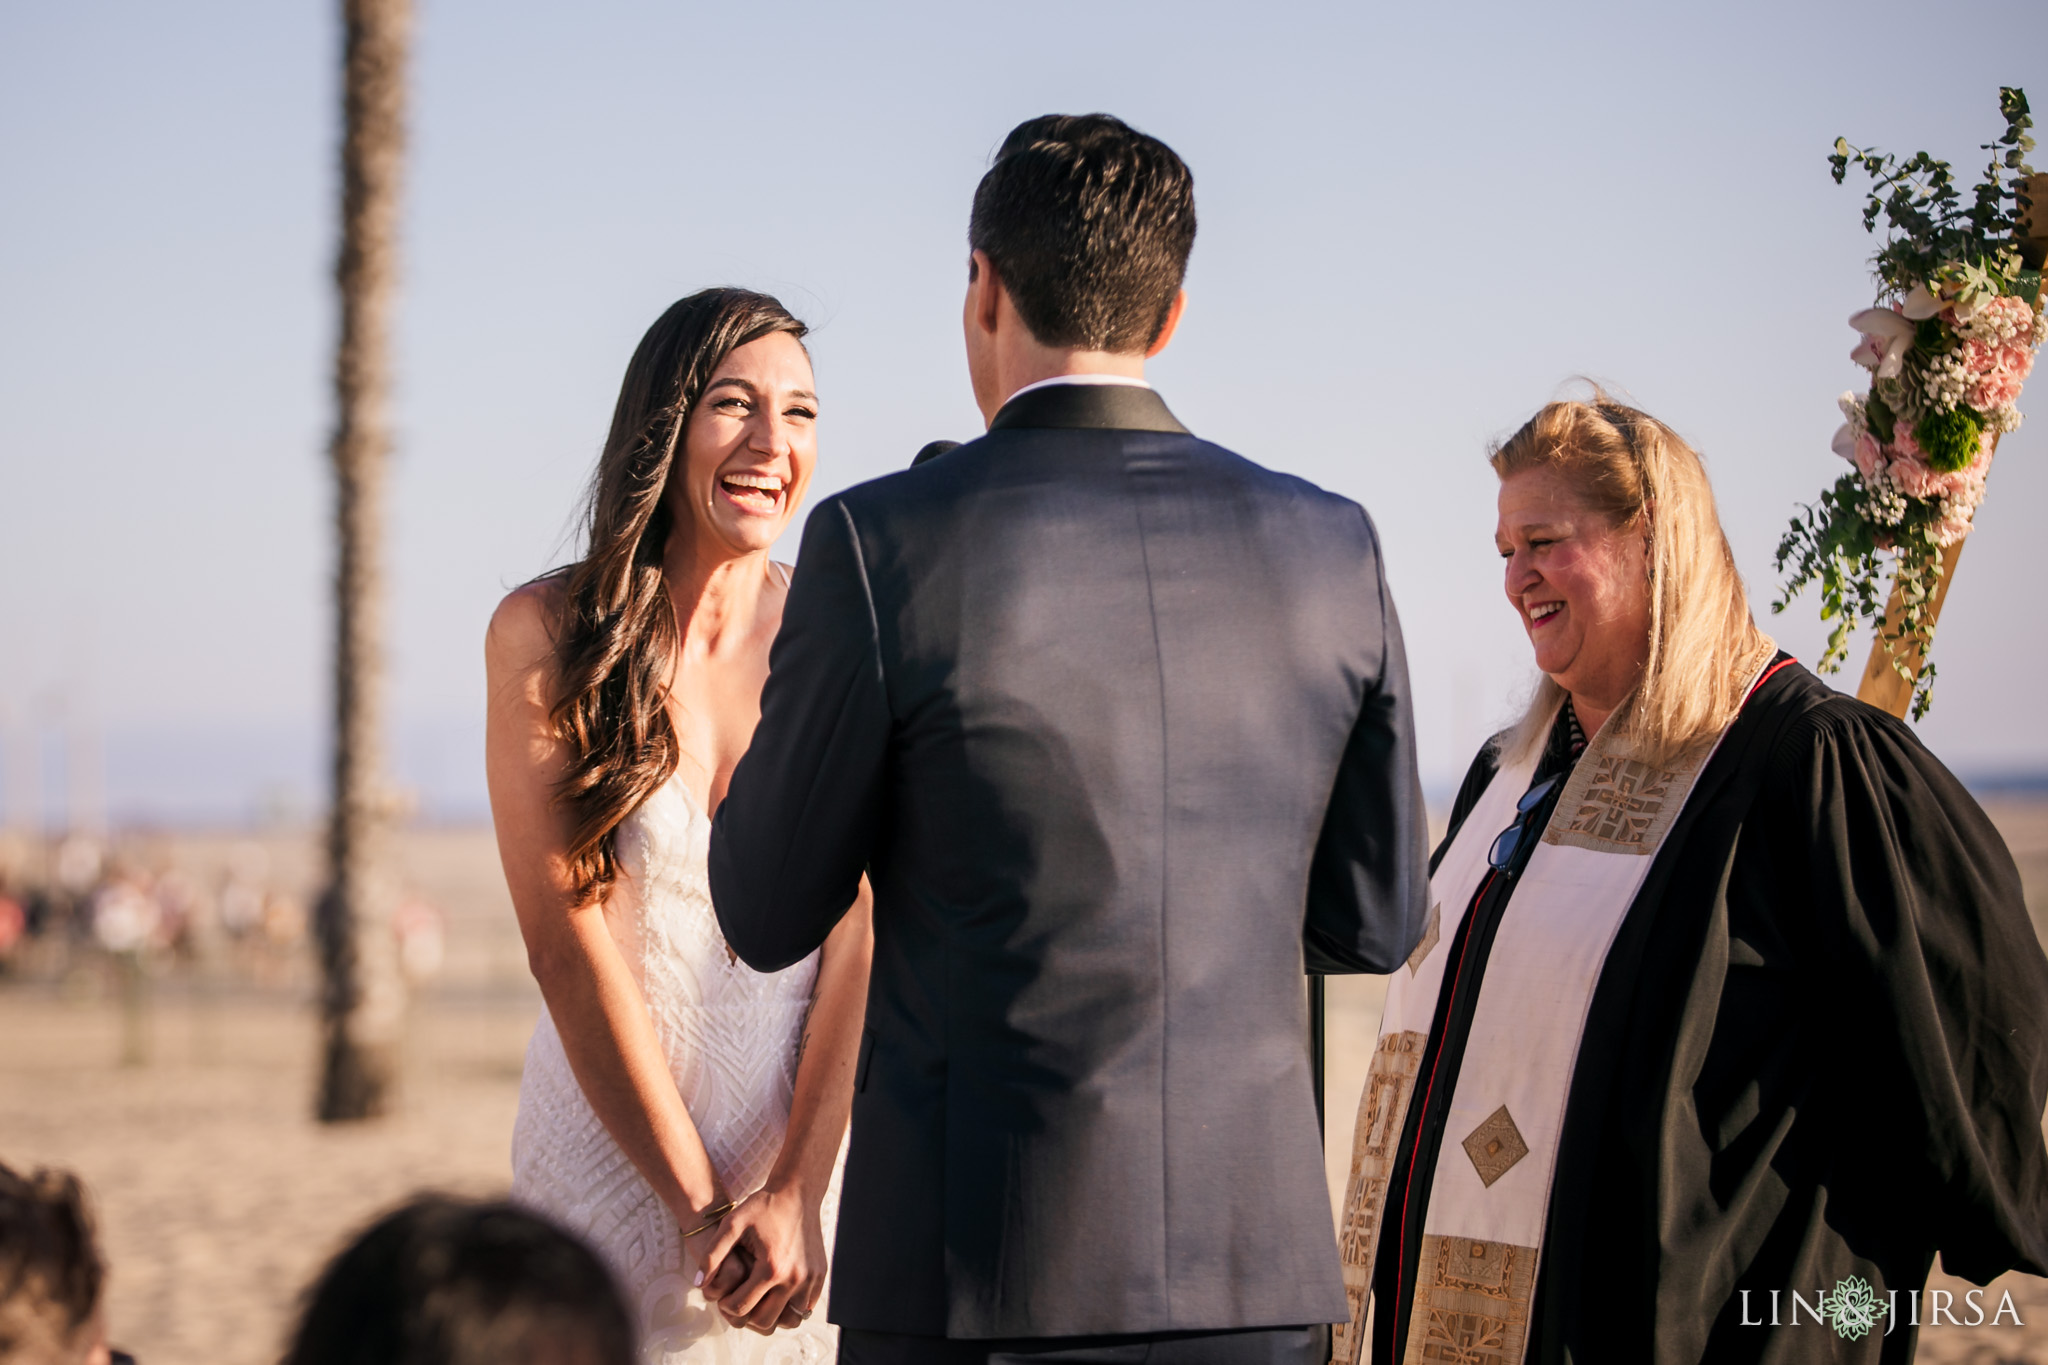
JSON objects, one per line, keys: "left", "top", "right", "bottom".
{"left": 2, "top": 0, "right": 2044, "bottom": 824}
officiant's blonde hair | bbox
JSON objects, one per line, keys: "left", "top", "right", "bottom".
{"left": 1492, "top": 392, "right": 1772, "bottom": 771}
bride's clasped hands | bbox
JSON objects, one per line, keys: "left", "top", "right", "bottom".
{"left": 694, "top": 1171, "right": 834, "bottom": 1332}
{"left": 486, "top": 290, "right": 872, "bottom": 1361}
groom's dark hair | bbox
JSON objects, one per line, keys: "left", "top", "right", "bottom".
{"left": 970, "top": 114, "right": 1196, "bottom": 353}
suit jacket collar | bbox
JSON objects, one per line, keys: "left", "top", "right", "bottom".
{"left": 988, "top": 382, "right": 1190, "bottom": 435}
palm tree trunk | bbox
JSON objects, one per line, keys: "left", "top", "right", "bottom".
{"left": 317, "top": 0, "right": 410, "bottom": 1123}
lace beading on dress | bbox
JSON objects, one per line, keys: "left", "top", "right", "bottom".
{"left": 511, "top": 775, "right": 840, "bottom": 1364}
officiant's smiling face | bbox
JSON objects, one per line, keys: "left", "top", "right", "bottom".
{"left": 1496, "top": 466, "right": 1654, "bottom": 719}
{"left": 673, "top": 332, "right": 818, "bottom": 559}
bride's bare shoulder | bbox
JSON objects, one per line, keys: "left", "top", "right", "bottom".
{"left": 487, "top": 575, "right": 570, "bottom": 679}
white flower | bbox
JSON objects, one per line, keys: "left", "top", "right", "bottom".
{"left": 1848, "top": 308, "right": 1916, "bottom": 378}
{"left": 1831, "top": 423, "right": 1858, "bottom": 462}
{"left": 1905, "top": 263, "right": 2000, "bottom": 324}
{"left": 1951, "top": 266, "right": 2002, "bottom": 323}
{"left": 1933, "top": 494, "right": 1979, "bottom": 546}
{"left": 1921, "top": 351, "right": 1971, "bottom": 410}
{"left": 1837, "top": 390, "right": 1868, "bottom": 430}
{"left": 1859, "top": 467, "right": 1908, "bottom": 526}
{"left": 1900, "top": 285, "right": 1946, "bottom": 320}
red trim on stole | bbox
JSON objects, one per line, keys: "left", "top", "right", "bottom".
{"left": 1748, "top": 656, "right": 1797, "bottom": 699}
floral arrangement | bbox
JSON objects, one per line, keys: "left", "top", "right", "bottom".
{"left": 1775, "top": 88, "right": 2043, "bottom": 717}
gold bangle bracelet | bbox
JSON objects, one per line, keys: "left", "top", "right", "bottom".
{"left": 682, "top": 1199, "right": 737, "bottom": 1239}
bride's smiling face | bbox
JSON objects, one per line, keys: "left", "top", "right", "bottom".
{"left": 673, "top": 332, "right": 818, "bottom": 559}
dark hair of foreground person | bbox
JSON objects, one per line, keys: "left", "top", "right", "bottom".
{"left": 281, "top": 1195, "right": 633, "bottom": 1365}
{"left": 0, "top": 1160, "right": 109, "bottom": 1365}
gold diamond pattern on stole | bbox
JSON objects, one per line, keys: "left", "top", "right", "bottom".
{"left": 1400, "top": 1236, "right": 1537, "bottom": 1365}
{"left": 1459, "top": 1105, "right": 1529, "bottom": 1188}
{"left": 1406, "top": 904, "right": 1441, "bottom": 976}
{"left": 1331, "top": 1031, "right": 1427, "bottom": 1365}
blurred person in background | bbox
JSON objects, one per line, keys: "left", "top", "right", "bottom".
{"left": 0, "top": 886, "right": 24, "bottom": 973}
{"left": 488, "top": 288, "right": 872, "bottom": 1361}
{"left": 392, "top": 896, "right": 445, "bottom": 985}
{"left": 281, "top": 1195, "right": 633, "bottom": 1365}
{"left": 86, "top": 875, "right": 156, "bottom": 960}
{"left": 0, "top": 1160, "right": 121, "bottom": 1365}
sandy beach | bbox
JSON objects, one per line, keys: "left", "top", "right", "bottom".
{"left": 0, "top": 986, "right": 535, "bottom": 1364}
{"left": 2, "top": 803, "right": 2045, "bottom": 1364}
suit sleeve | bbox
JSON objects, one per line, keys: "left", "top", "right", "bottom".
{"left": 1303, "top": 510, "right": 1431, "bottom": 974}
{"left": 709, "top": 500, "right": 891, "bottom": 972}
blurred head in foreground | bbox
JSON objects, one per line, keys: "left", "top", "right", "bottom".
{"left": 0, "top": 1161, "right": 109, "bottom": 1365}
{"left": 283, "top": 1196, "right": 633, "bottom": 1365}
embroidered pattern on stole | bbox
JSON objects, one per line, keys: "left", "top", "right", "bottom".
{"left": 1459, "top": 1106, "right": 1528, "bottom": 1188}
{"left": 1542, "top": 752, "right": 1698, "bottom": 855}
{"left": 1401, "top": 1236, "right": 1537, "bottom": 1365}
{"left": 1332, "top": 1030, "right": 1428, "bottom": 1365}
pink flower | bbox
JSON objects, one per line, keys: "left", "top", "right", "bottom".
{"left": 1963, "top": 295, "right": 2037, "bottom": 347}
{"left": 1884, "top": 427, "right": 1990, "bottom": 501}
{"left": 1832, "top": 423, "right": 1891, "bottom": 484}
{"left": 1934, "top": 458, "right": 1991, "bottom": 546}
{"left": 1960, "top": 338, "right": 2033, "bottom": 412}
{"left": 1887, "top": 458, "right": 1955, "bottom": 501}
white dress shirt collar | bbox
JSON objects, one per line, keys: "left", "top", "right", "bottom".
{"left": 1002, "top": 373, "right": 1153, "bottom": 407}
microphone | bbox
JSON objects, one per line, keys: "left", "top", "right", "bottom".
{"left": 911, "top": 440, "right": 960, "bottom": 467}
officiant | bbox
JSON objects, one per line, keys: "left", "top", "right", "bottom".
{"left": 1333, "top": 394, "right": 2048, "bottom": 1365}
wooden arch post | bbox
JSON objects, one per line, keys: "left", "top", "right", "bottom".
{"left": 1852, "top": 540, "right": 1967, "bottom": 717}
{"left": 1855, "top": 174, "right": 2048, "bottom": 717}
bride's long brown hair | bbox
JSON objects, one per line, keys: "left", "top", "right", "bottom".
{"left": 547, "top": 288, "right": 808, "bottom": 900}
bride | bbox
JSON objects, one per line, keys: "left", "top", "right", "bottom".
{"left": 486, "top": 288, "right": 871, "bottom": 1360}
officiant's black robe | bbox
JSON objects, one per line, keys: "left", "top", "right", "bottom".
{"left": 1376, "top": 658, "right": 2048, "bottom": 1364}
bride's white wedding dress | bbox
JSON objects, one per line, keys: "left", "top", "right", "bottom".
{"left": 511, "top": 772, "right": 841, "bottom": 1364}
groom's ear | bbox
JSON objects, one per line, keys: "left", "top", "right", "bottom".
{"left": 1144, "top": 289, "right": 1188, "bottom": 359}
{"left": 967, "top": 249, "right": 1005, "bottom": 340}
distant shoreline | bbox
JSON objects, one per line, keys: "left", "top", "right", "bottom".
{"left": 18, "top": 771, "right": 2048, "bottom": 838}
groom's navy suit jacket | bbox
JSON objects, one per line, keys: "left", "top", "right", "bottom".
{"left": 710, "top": 382, "right": 1428, "bottom": 1339}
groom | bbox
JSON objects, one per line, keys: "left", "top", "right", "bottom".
{"left": 711, "top": 114, "right": 1428, "bottom": 1365}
